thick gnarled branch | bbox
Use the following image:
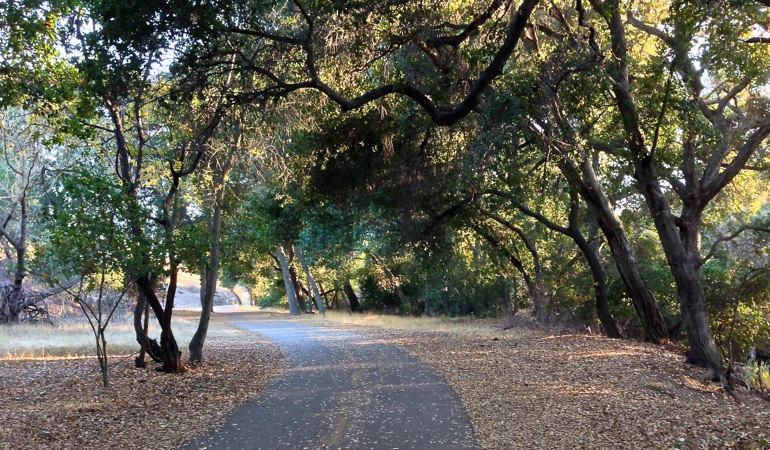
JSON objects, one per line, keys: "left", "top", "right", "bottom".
{"left": 224, "top": 0, "right": 540, "bottom": 126}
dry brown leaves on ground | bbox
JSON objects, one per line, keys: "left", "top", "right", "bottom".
{"left": 321, "top": 323, "right": 770, "bottom": 450}
{"left": 4, "top": 313, "right": 770, "bottom": 450}
{"left": 0, "top": 320, "right": 285, "bottom": 450}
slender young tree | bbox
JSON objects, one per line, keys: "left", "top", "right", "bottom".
{"left": 189, "top": 111, "right": 243, "bottom": 363}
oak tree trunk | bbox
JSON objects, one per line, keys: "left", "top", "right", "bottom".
{"left": 289, "top": 266, "right": 307, "bottom": 312}
{"left": 634, "top": 157, "right": 723, "bottom": 373}
{"left": 276, "top": 245, "right": 301, "bottom": 315}
{"left": 344, "top": 281, "right": 359, "bottom": 312}
{"left": 189, "top": 265, "right": 217, "bottom": 363}
{"left": 294, "top": 245, "right": 325, "bottom": 315}
{"left": 136, "top": 273, "right": 185, "bottom": 373}
{"left": 572, "top": 232, "right": 623, "bottom": 339}
{"left": 574, "top": 158, "right": 667, "bottom": 342}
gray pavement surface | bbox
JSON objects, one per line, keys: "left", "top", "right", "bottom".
{"left": 183, "top": 315, "right": 477, "bottom": 450}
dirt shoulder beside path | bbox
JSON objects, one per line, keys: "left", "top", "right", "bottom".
{"left": 3, "top": 310, "right": 770, "bottom": 449}
{"left": 303, "top": 318, "right": 770, "bottom": 450}
{"left": 0, "top": 311, "right": 286, "bottom": 450}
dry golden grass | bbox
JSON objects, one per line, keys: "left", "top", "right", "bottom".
{"left": 0, "top": 311, "right": 285, "bottom": 450}
{"left": 298, "top": 310, "right": 533, "bottom": 337}
{"left": 0, "top": 311, "right": 201, "bottom": 360}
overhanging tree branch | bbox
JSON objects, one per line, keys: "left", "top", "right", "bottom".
{"left": 425, "top": 0, "right": 511, "bottom": 47}
{"left": 701, "top": 224, "right": 770, "bottom": 266}
{"left": 225, "top": 0, "right": 540, "bottom": 126}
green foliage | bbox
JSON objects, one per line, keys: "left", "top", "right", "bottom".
{"left": 745, "top": 362, "right": 770, "bottom": 390}
{"left": 358, "top": 272, "right": 403, "bottom": 312}
{"left": 256, "top": 278, "right": 289, "bottom": 309}
{"left": 220, "top": 187, "right": 288, "bottom": 285}
{"left": 706, "top": 268, "right": 770, "bottom": 359}
{"left": 174, "top": 217, "right": 210, "bottom": 272}
{"left": 418, "top": 248, "right": 507, "bottom": 317}
{"left": 352, "top": 235, "right": 511, "bottom": 317}
{"left": 0, "top": 0, "right": 81, "bottom": 110}
{"left": 669, "top": 1, "right": 770, "bottom": 82}
{"left": 4, "top": 0, "right": 769, "bottom": 342}
{"left": 702, "top": 206, "right": 770, "bottom": 356}
{"left": 36, "top": 169, "right": 153, "bottom": 281}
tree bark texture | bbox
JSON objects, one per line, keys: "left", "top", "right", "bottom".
{"left": 133, "top": 286, "right": 162, "bottom": 367}
{"left": 190, "top": 118, "right": 240, "bottom": 362}
{"left": 633, "top": 157, "right": 723, "bottom": 372}
{"left": 0, "top": 193, "right": 28, "bottom": 323}
{"left": 344, "top": 280, "right": 359, "bottom": 312}
{"left": 573, "top": 158, "right": 667, "bottom": 342}
{"left": 189, "top": 266, "right": 217, "bottom": 363}
{"left": 591, "top": 0, "right": 724, "bottom": 371}
{"left": 294, "top": 245, "right": 325, "bottom": 315}
{"left": 572, "top": 231, "right": 623, "bottom": 339}
{"left": 289, "top": 265, "right": 307, "bottom": 312}
{"left": 276, "top": 245, "right": 301, "bottom": 315}
{"left": 136, "top": 273, "right": 185, "bottom": 372}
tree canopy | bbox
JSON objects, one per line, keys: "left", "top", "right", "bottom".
{"left": 2, "top": 0, "right": 770, "bottom": 380}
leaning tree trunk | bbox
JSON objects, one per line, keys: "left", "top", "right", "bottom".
{"left": 572, "top": 157, "right": 668, "bottom": 342}
{"left": 587, "top": 193, "right": 668, "bottom": 342}
{"left": 198, "top": 270, "right": 213, "bottom": 313}
{"left": 289, "top": 266, "right": 308, "bottom": 312}
{"left": 511, "top": 188, "right": 622, "bottom": 337}
{"left": 276, "top": 245, "right": 301, "bottom": 315}
{"left": 294, "top": 245, "right": 325, "bottom": 315}
{"left": 133, "top": 284, "right": 158, "bottom": 367}
{"left": 527, "top": 103, "right": 663, "bottom": 336}
{"left": 189, "top": 169, "right": 228, "bottom": 362}
{"left": 189, "top": 265, "right": 217, "bottom": 363}
{"left": 343, "top": 280, "right": 359, "bottom": 312}
{"left": 573, "top": 233, "right": 623, "bottom": 339}
{"left": 133, "top": 291, "right": 146, "bottom": 359}
{"left": 592, "top": 0, "right": 722, "bottom": 372}
{"left": 136, "top": 272, "right": 185, "bottom": 373}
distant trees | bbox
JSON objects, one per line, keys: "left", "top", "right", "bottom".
{"left": 0, "top": 110, "right": 70, "bottom": 323}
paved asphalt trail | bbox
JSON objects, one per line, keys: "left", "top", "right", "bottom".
{"left": 183, "top": 315, "right": 477, "bottom": 450}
